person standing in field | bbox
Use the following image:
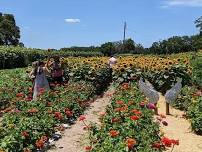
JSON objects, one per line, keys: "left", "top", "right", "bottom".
{"left": 47, "top": 56, "right": 64, "bottom": 84}
{"left": 30, "top": 61, "right": 50, "bottom": 100}
{"left": 108, "top": 55, "right": 117, "bottom": 82}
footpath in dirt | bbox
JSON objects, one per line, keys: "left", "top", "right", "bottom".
{"left": 156, "top": 94, "right": 202, "bottom": 152}
{"left": 49, "top": 85, "right": 116, "bottom": 152}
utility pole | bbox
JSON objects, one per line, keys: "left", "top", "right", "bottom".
{"left": 123, "top": 21, "right": 127, "bottom": 43}
{"left": 123, "top": 21, "right": 127, "bottom": 52}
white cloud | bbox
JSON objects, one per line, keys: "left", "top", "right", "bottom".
{"left": 163, "top": 0, "right": 202, "bottom": 7}
{"left": 64, "top": 18, "right": 80, "bottom": 23}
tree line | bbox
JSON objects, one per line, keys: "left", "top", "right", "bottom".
{"left": 0, "top": 12, "right": 202, "bottom": 55}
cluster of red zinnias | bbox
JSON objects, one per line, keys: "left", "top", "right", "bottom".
{"left": 64, "top": 108, "right": 73, "bottom": 117}
{"left": 35, "top": 136, "right": 48, "bottom": 150}
{"left": 54, "top": 112, "right": 63, "bottom": 120}
{"left": 152, "top": 137, "right": 179, "bottom": 149}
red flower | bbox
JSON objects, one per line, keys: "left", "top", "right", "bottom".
{"left": 54, "top": 112, "right": 63, "bottom": 120}
{"left": 65, "top": 108, "right": 73, "bottom": 117}
{"left": 109, "top": 130, "right": 119, "bottom": 137}
{"left": 130, "top": 115, "right": 139, "bottom": 121}
{"left": 116, "top": 100, "right": 124, "bottom": 105}
{"left": 35, "top": 139, "right": 45, "bottom": 150}
{"left": 85, "top": 146, "right": 92, "bottom": 151}
{"left": 79, "top": 115, "right": 86, "bottom": 121}
{"left": 161, "top": 137, "right": 172, "bottom": 147}
{"left": 16, "top": 92, "right": 24, "bottom": 98}
{"left": 139, "top": 102, "right": 145, "bottom": 108}
{"left": 21, "top": 131, "right": 29, "bottom": 138}
{"left": 112, "top": 118, "right": 119, "bottom": 123}
{"left": 130, "top": 109, "right": 142, "bottom": 115}
{"left": 152, "top": 142, "right": 162, "bottom": 149}
{"left": 122, "top": 83, "right": 129, "bottom": 89}
{"left": 126, "top": 138, "right": 136, "bottom": 150}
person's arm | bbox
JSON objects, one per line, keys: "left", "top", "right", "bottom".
{"left": 46, "top": 57, "right": 51, "bottom": 68}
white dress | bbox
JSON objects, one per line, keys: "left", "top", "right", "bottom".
{"left": 33, "top": 67, "right": 50, "bottom": 100}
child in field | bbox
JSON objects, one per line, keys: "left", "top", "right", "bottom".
{"left": 30, "top": 61, "right": 50, "bottom": 100}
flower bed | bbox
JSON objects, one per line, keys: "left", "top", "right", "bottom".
{"left": 88, "top": 82, "right": 179, "bottom": 151}
{"left": 0, "top": 66, "right": 111, "bottom": 151}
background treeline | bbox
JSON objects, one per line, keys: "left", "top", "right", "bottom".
{"left": 0, "top": 46, "right": 103, "bottom": 69}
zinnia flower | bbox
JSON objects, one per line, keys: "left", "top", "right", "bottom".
{"left": 85, "top": 146, "right": 92, "bottom": 151}
{"left": 116, "top": 100, "right": 124, "bottom": 105}
{"left": 79, "top": 115, "right": 86, "bottom": 121}
{"left": 130, "top": 115, "right": 139, "bottom": 121}
{"left": 126, "top": 138, "right": 136, "bottom": 150}
{"left": 109, "top": 130, "right": 119, "bottom": 137}
{"left": 146, "top": 103, "right": 156, "bottom": 110}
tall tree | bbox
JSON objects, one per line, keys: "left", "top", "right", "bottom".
{"left": 0, "top": 13, "right": 20, "bottom": 46}
{"left": 195, "top": 16, "right": 202, "bottom": 36}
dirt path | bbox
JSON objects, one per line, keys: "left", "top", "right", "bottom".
{"left": 49, "top": 85, "right": 116, "bottom": 152}
{"left": 156, "top": 94, "right": 202, "bottom": 152}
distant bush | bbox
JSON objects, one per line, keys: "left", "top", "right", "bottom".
{"left": 0, "top": 46, "right": 103, "bottom": 69}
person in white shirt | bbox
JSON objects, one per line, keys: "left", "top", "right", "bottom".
{"left": 108, "top": 55, "right": 117, "bottom": 82}
{"left": 108, "top": 55, "right": 117, "bottom": 68}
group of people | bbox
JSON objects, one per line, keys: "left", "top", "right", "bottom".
{"left": 29, "top": 55, "right": 117, "bottom": 100}
{"left": 29, "top": 56, "right": 64, "bottom": 100}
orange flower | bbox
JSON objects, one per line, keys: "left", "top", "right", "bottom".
{"left": 130, "top": 109, "right": 142, "bottom": 115}
{"left": 109, "top": 130, "right": 119, "bottom": 137}
{"left": 35, "top": 139, "right": 45, "bottom": 150}
{"left": 79, "top": 115, "right": 86, "bottom": 121}
{"left": 116, "top": 100, "right": 124, "bottom": 105}
{"left": 126, "top": 138, "right": 136, "bottom": 150}
{"left": 27, "top": 108, "right": 39, "bottom": 113}
{"left": 130, "top": 115, "right": 139, "bottom": 121}
{"left": 99, "top": 112, "right": 106, "bottom": 117}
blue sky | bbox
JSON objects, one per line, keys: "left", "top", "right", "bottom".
{"left": 0, "top": 0, "right": 201, "bottom": 49}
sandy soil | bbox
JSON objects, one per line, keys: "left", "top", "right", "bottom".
{"left": 48, "top": 86, "right": 115, "bottom": 152}
{"left": 156, "top": 94, "right": 202, "bottom": 152}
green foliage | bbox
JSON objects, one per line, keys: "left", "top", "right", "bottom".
{"left": 144, "top": 64, "right": 191, "bottom": 94}
{"left": 195, "top": 16, "right": 202, "bottom": 35}
{"left": 187, "top": 97, "right": 202, "bottom": 135}
{"left": 171, "top": 86, "right": 195, "bottom": 111}
{"left": 149, "top": 36, "right": 201, "bottom": 54}
{"left": 0, "top": 13, "right": 21, "bottom": 46}
{"left": 0, "top": 46, "right": 103, "bottom": 69}
{"left": 191, "top": 56, "right": 202, "bottom": 87}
